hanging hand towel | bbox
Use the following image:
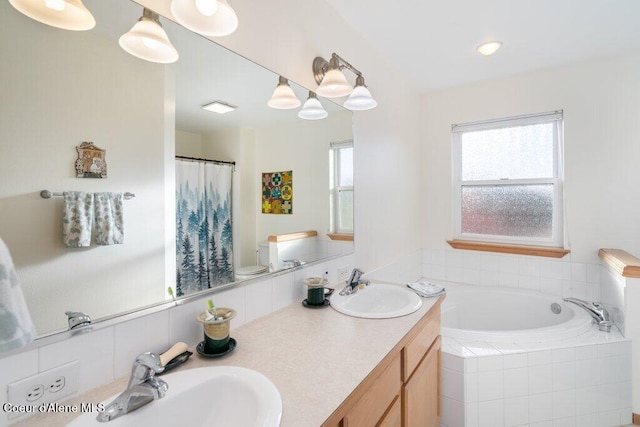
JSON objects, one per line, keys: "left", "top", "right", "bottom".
{"left": 63, "top": 191, "right": 94, "bottom": 248}
{"left": 94, "top": 192, "right": 124, "bottom": 245}
{"left": 0, "top": 237, "right": 36, "bottom": 352}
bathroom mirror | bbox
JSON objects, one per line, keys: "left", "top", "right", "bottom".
{"left": 0, "top": 0, "right": 353, "bottom": 337}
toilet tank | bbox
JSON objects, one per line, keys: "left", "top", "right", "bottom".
{"left": 258, "top": 242, "right": 269, "bottom": 267}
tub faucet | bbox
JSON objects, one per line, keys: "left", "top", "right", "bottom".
{"left": 563, "top": 298, "right": 613, "bottom": 332}
{"left": 339, "top": 268, "right": 369, "bottom": 296}
{"left": 96, "top": 352, "right": 168, "bottom": 422}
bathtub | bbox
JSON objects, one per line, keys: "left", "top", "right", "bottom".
{"left": 437, "top": 283, "right": 632, "bottom": 427}
{"left": 441, "top": 285, "right": 593, "bottom": 343}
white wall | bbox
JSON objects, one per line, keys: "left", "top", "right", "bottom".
{"left": 0, "top": 8, "right": 168, "bottom": 335}
{"left": 422, "top": 55, "right": 640, "bottom": 264}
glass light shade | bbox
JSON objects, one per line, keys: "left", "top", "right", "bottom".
{"left": 267, "top": 78, "right": 301, "bottom": 109}
{"left": 170, "top": 0, "right": 238, "bottom": 37}
{"left": 119, "top": 16, "right": 179, "bottom": 64}
{"left": 344, "top": 85, "right": 377, "bottom": 111}
{"left": 316, "top": 68, "right": 353, "bottom": 98}
{"left": 298, "top": 94, "right": 328, "bottom": 120}
{"left": 8, "top": 0, "right": 95, "bottom": 31}
{"left": 477, "top": 41, "right": 502, "bottom": 56}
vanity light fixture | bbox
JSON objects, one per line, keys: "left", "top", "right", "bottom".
{"left": 8, "top": 0, "right": 95, "bottom": 31}
{"left": 267, "top": 76, "right": 301, "bottom": 109}
{"left": 313, "top": 54, "right": 353, "bottom": 98}
{"left": 477, "top": 40, "right": 502, "bottom": 56}
{"left": 313, "top": 53, "right": 377, "bottom": 110}
{"left": 119, "top": 8, "right": 179, "bottom": 64}
{"left": 170, "top": 0, "right": 239, "bottom": 37}
{"left": 298, "top": 92, "right": 328, "bottom": 120}
{"left": 343, "top": 75, "right": 377, "bottom": 111}
{"left": 202, "top": 100, "right": 237, "bottom": 114}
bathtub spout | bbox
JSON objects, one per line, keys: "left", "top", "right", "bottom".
{"left": 563, "top": 298, "right": 612, "bottom": 332}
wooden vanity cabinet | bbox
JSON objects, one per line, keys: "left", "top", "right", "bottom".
{"left": 322, "top": 303, "right": 441, "bottom": 427}
{"left": 403, "top": 336, "right": 441, "bottom": 427}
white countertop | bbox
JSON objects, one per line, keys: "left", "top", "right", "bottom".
{"left": 17, "top": 287, "right": 444, "bottom": 427}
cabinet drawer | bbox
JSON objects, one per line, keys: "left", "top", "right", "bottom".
{"left": 343, "top": 354, "right": 402, "bottom": 427}
{"left": 403, "top": 305, "right": 440, "bottom": 380}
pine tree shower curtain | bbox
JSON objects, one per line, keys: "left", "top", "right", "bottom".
{"left": 175, "top": 159, "right": 233, "bottom": 296}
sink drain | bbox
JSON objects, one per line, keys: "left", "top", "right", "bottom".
{"left": 550, "top": 303, "right": 562, "bottom": 314}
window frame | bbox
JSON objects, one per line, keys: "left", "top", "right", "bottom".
{"left": 452, "top": 111, "right": 564, "bottom": 248}
{"left": 330, "top": 140, "right": 354, "bottom": 235}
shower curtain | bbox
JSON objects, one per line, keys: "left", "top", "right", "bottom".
{"left": 175, "top": 159, "right": 233, "bottom": 296}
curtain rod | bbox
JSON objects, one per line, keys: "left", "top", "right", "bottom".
{"left": 175, "top": 155, "right": 236, "bottom": 168}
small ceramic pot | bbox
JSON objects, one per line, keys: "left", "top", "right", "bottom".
{"left": 196, "top": 307, "right": 236, "bottom": 354}
{"left": 304, "top": 277, "right": 333, "bottom": 305}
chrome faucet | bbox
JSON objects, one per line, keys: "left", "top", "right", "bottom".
{"left": 283, "top": 259, "right": 302, "bottom": 268}
{"left": 97, "top": 352, "right": 168, "bottom": 422}
{"left": 339, "top": 268, "right": 370, "bottom": 296}
{"left": 563, "top": 298, "right": 613, "bottom": 332}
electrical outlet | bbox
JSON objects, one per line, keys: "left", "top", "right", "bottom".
{"left": 338, "top": 265, "right": 350, "bottom": 281}
{"left": 25, "top": 385, "right": 44, "bottom": 402}
{"left": 48, "top": 376, "right": 65, "bottom": 393}
{"left": 7, "top": 361, "right": 79, "bottom": 419}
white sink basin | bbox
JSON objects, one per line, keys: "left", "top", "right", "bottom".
{"left": 69, "top": 366, "right": 282, "bottom": 427}
{"left": 330, "top": 283, "right": 422, "bottom": 319}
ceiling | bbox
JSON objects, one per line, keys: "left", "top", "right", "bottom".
{"left": 323, "top": 0, "right": 640, "bottom": 92}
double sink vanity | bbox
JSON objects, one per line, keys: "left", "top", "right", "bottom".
{"left": 19, "top": 282, "right": 443, "bottom": 426}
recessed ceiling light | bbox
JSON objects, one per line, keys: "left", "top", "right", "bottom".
{"left": 477, "top": 41, "right": 502, "bottom": 56}
{"left": 202, "top": 101, "right": 237, "bottom": 114}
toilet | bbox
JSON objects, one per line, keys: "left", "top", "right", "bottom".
{"left": 235, "top": 242, "right": 269, "bottom": 281}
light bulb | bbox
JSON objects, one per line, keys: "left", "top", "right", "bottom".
{"left": 195, "top": 0, "right": 217, "bottom": 16}
{"left": 477, "top": 41, "right": 502, "bottom": 56}
{"left": 45, "top": 0, "right": 65, "bottom": 11}
{"left": 142, "top": 37, "right": 160, "bottom": 49}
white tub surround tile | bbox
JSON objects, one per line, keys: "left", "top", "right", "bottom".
{"left": 421, "top": 248, "right": 602, "bottom": 302}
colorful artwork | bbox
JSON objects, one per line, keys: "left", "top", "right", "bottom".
{"left": 262, "top": 170, "right": 293, "bottom": 214}
{"left": 176, "top": 159, "right": 233, "bottom": 297}
{"left": 75, "top": 141, "right": 107, "bottom": 178}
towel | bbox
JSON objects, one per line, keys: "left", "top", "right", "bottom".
{"left": 63, "top": 191, "right": 94, "bottom": 248}
{"left": 407, "top": 281, "right": 446, "bottom": 298}
{"left": 94, "top": 192, "right": 124, "bottom": 245}
{"left": 0, "top": 237, "right": 36, "bottom": 352}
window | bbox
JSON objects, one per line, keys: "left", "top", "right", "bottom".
{"left": 452, "top": 111, "right": 564, "bottom": 247}
{"left": 330, "top": 141, "right": 354, "bottom": 235}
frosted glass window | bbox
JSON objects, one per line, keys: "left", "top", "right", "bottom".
{"left": 452, "top": 111, "right": 564, "bottom": 246}
{"left": 461, "top": 124, "right": 554, "bottom": 181}
{"left": 461, "top": 185, "right": 553, "bottom": 238}
{"left": 338, "top": 189, "right": 354, "bottom": 232}
{"left": 331, "top": 141, "right": 354, "bottom": 234}
{"left": 339, "top": 147, "right": 353, "bottom": 186}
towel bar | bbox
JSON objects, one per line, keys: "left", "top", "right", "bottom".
{"left": 40, "top": 190, "right": 136, "bottom": 200}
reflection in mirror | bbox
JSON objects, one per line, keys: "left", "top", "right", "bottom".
{"left": 0, "top": 0, "right": 353, "bottom": 338}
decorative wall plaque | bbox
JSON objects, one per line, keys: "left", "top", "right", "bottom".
{"left": 262, "top": 170, "right": 293, "bottom": 214}
{"left": 75, "top": 141, "right": 107, "bottom": 178}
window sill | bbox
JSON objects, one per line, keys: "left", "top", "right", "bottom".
{"left": 447, "top": 240, "right": 570, "bottom": 258}
{"left": 327, "top": 233, "right": 354, "bottom": 242}
{"left": 599, "top": 248, "right": 640, "bottom": 278}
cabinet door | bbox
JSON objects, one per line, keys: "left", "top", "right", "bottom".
{"left": 344, "top": 355, "right": 402, "bottom": 427}
{"left": 378, "top": 395, "right": 401, "bottom": 427}
{"left": 402, "top": 336, "right": 441, "bottom": 427}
